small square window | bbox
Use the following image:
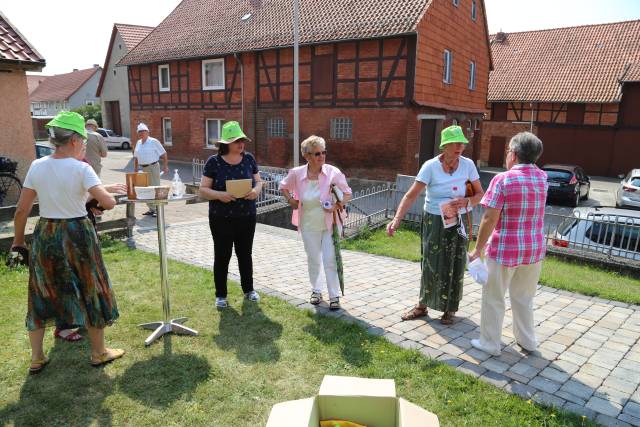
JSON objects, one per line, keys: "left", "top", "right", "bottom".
{"left": 162, "top": 118, "right": 173, "bottom": 146}
{"left": 159, "top": 64, "right": 170, "bottom": 92}
{"left": 202, "top": 58, "right": 225, "bottom": 90}
{"left": 267, "top": 118, "right": 287, "bottom": 137}
{"left": 452, "top": 0, "right": 459, "bottom": 6}
{"left": 471, "top": 0, "right": 477, "bottom": 20}
{"left": 443, "top": 49, "right": 452, "bottom": 84}
{"left": 205, "top": 119, "right": 222, "bottom": 149}
{"left": 330, "top": 118, "right": 352, "bottom": 140}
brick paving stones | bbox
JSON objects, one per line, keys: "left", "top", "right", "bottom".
{"left": 130, "top": 217, "right": 640, "bottom": 425}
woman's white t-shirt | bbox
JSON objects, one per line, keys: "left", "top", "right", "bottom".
{"left": 415, "top": 155, "right": 479, "bottom": 215}
{"left": 23, "top": 157, "right": 101, "bottom": 219}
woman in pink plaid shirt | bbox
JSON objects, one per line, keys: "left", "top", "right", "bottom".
{"left": 468, "top": 132, "right": 548, "bottom": 356}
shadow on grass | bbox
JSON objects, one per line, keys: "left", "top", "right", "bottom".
{"left": 303, "top": 313, "right": 373, "bottom": 368}
{"left": 0, "top": 338, "right": 115, "bottom": 427}
{"left": 118, "top": 352, "right": 211, "bottom": 408}
{"left": 213, "top": 299, "right": 283, "bottom": 363}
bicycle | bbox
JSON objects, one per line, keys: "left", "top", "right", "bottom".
{"left": 0, "top": 156, "right": 22, "bottom": 207}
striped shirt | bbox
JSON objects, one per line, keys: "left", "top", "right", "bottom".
{"left": 481, "top": 164, "right": 548, "bottom": 267}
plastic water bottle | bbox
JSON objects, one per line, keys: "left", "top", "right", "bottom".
{"left": 171, "top": 169, "right": 185, "bottom": 198}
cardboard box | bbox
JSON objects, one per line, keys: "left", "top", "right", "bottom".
{"left": 266, "top": 375, "right": 439, "bottom": 427}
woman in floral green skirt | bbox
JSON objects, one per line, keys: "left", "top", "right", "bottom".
{"left": 387, "top": 125, "right": 484, "bottom": 324}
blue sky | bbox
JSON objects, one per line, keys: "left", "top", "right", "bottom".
{"left": 1, "top": 0, "right": 639, "bottom": 75}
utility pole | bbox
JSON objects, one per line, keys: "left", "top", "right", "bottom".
{"left": 293, "top": 0, "right": 300, "bottom": 166}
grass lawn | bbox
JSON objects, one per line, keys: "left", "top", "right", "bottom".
{"left": 0, "top": 240, "right": 594, "bottom": 426}
{"left": 343, "top": 225, "right": 640, "bottom": 305}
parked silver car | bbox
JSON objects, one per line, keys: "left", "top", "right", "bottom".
{"left": 97, "top": 128, "right": 131, "bottom": 150}
{"left": 616, "top": 169, "right": 640, "bottom": 209}
{"left": 552, "top": 207, "right": 640, "bottom": 261}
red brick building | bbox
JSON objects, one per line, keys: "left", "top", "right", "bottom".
{"left": 119, "top": 0, "right": 492, "bottom": 179}
{"left": 481, "top": 20, "right": 640, "bottom": 177}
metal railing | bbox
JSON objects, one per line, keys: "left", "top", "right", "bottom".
{"left": 344, "top": 183, "right": 640, "bottom": 265}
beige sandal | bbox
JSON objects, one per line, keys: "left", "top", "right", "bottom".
{"left": 401, "top": 305, "right": 428, "bottom": 321}
{"left": 91, "top": 348, "right": 125, "bottom": 367}
{"left": 29, "top": 357, "right": 49, "bottom": 374}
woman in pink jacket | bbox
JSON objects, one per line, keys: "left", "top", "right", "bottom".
{"left": 280, "top": 135, "right": 352, "bottom": 310}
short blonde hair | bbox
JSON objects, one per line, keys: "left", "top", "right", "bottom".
{"left": 301, "top": 135, "right": 326, "bottom": 155}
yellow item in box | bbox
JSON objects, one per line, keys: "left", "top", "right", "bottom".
{"left": 320, "top": 420, "right": 367, "bottom": 427}
{"left": 266, "top": 375, "right": 439, "bottom": 427}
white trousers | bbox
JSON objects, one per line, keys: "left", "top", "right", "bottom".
{"left": 478, "top": 258, "right": 543, "bottom": 354}
{"left": 301, "top": 230, "right": 341, "bottom": 299}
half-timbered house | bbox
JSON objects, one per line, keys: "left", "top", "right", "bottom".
{"left": 481, "top": 21, "right": 640, "bottom": 177}
{"left": 119, "top": 0, "right": 492, "bottom": 179}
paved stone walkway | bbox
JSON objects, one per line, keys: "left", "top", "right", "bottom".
{"left": 130, "top": 218, "right": 640, "bottom": 427}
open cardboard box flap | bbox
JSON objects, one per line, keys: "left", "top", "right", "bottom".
{"left": 266, "top": 376, "right": 439, "bottom": 427}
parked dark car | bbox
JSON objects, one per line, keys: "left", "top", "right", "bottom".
{"left": 542, "top": 164, "right": 590, "bottom": 207}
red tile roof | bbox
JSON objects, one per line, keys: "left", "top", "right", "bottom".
{"left": 30, "top": 67, "right": 100, "bottom": 102}
{"left": 0, "top": 11, "right": 45, "bottom": 70}
{"left": 621, "top": 63, "right": 640, "bottom": 83}
{"left": 96, "top": 23, "right": 154, "bottom": 96}
{"left": 26, "top": 74, "right": 48, "bottom": 95}
{"left": 488, "top": 20, "right": 640, "bottom": 103}
{"left": 115, "top": 23, "right": 154, "bottom": 51}
{"left": 120, "top": 0, "right": 432, "bottom": 66}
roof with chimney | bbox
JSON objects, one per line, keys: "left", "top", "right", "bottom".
{"left": 0, "top": 11, "right": 45, "bottom": 70}
{"left": 119, "top": 0, "right": 435, "bottom": 65}
{"left": 96, "top": 23, "right": 154, "bottom": 96}
{"left": 488, "top": 20, "right": 640, "bottom": 103}
{"left": 30, "top": 67, "right": 101, "bottom": 102}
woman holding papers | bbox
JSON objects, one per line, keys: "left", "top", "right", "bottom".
{"left": 198, "top": 121, "right": 263, "bottom": 308}
{"left": 279, "top": 135, "right": 352, "bottom": 310}
{"left": 386, "top": 125, "right": 484, "bottom": 324}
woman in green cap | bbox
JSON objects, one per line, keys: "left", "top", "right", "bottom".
{"left": 11, "top": 111, "right": 124, "bottom": 373}
{"left": 387, "top": 125, "right": 484, "bottom": 324}
{"left": 198, "top": 121, "right": 263, "bottom": 308}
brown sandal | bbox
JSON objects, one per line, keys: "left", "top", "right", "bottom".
{"left": 440, "top": 311, "right": 456, "bottom": 325}
{"left": 401, "top": 305, "right": 428, "bottom": 321}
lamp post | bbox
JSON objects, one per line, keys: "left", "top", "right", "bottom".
{"left": 293, "top": 0, "right": 300, "bottom": 166}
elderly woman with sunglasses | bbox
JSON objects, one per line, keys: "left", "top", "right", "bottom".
{"left": 279, "top": 135, "right": 352, "bottom": 310}
{"left": 387, "top": 125, "right": 484, "bottom": 324}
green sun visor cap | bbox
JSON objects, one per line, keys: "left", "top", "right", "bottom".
{"left": 219, "top": 121, "right": 251, "bottom": 144}
{"left": 46, "top": 111, "right": 88, "bottom": 139}
{"left": 439, "top": 125, "right": 468, "bottom": 149}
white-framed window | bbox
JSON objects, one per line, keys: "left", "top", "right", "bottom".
{"left": 205, "top": 119, "right": 223, "bottom": 149}
{"left": 474, "top": 119, "right": 481, "bottom": 130}
{"left": 330, "top": 118, "right": 352, "bottom": 140}
{"left": 452, "top": 0, "right": 459, "bottom": 6}
{"left": 202, "top": 58, "right": 225, "bottom": 90}
{"left": 469, "top": 61, "right": 476, "bottom": 90}
{"left": 267, "top": 118, "right": 287, "bottom": 137}
{"left": 452, "top": 118, "right": 458, "bottom": 126}
{"left": 471, "top": 0, "right": 477, "bottom": 20}
{"left": 162, "top": 118, "right": 173, "bottom": 146}
{"left": 443, "top": 49, "right": 452, "bottom": 84}
{"left": 159, "top": 64, "right": 170, "bottom": 92}
{"left": 85, "top": 100, "right": 94, "bottom": 106}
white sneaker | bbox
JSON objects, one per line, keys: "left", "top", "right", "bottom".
{"left": 470, "top": 339, "right": 501, "bottom": 356}
{"left": 244, "top": 291, "right": 260, "bottom": 302}
{"left": 215, "top": 297, "right": 228, "bottom": 308}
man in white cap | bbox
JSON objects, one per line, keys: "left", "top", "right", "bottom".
{"left": 133, "top": 123, "right": 169, "bottom": 217}
{"left": 85, "top": 119, "right": 108, "bottom": 176}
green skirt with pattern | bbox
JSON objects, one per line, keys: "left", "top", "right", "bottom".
{"left": 419, "top": 213, "right": 469, "bottom": 312}
{"left": 26, "top": 217, "right": 119, "bottom": 331}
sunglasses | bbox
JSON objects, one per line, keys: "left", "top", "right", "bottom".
{"left": 311, "top": 151, "right": 327, "bottom": 157}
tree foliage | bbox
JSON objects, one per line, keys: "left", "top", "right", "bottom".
{"left": 72, "top": 104, "right": 102, "bottom": 126}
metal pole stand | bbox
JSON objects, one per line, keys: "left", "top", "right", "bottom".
{"left": 138, "top": 200, "right": 198, "bottom": 346}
